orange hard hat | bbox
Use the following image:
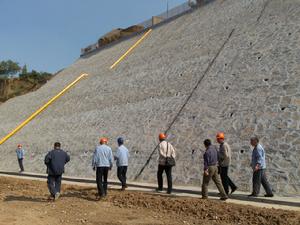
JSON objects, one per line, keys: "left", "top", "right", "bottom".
{"left": 17, "top": 144, "right": 22, "bottom": 148}
{"left": 158, "top": 133, "right": 166, "bottom": 140}
{"left": 100, "top": 137, "right": 108, "bottom": 144}
{"left": 216, "top": 132, "right": 225, "bottom": 140}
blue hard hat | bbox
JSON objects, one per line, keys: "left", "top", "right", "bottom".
{"left": 117, "top": 137, "right": 124, "bottom": 145}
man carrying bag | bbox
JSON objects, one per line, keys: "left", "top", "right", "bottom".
{"left": 156, "top": 133, "right": 176, "bottom": 194}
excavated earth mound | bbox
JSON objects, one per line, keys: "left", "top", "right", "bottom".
{"left": 0, "top": 177, "right": 299, "bottom": 225}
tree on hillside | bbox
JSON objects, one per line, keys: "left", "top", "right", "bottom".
{"left": 0, "top": 60, "right": 21, "bottom": 77}
{"left": 21, "top": 64, "right": 28, "bottom": 75}
{"left": 19, "top": 69, "right": 52, "bottom": 84}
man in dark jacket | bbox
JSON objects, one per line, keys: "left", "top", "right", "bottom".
{"left": 44, "top": 142, "right": 70, "bottom": 201}
{"left": 202, "top": 139, "right": 228, "bottom": 200}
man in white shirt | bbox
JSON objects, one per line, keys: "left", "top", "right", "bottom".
{"left": 157, "top": 133, "right": 176, "bottom": 194}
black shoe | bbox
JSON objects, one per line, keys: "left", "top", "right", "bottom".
{"left": 155, "top": 188, "right": 163, "bottom": 193}
{"left": 167, "top": 191, "right": 172, "bottom": 194}
{"left": 47, "top": 195, "right": 54, "bottom": 201}
{"left": 96, "top": 195, "right": 103, "bottom": 201}
{"left": 264, "top": 194, "right": 274, "bottom": 197}
{"left": 230, "top": 187, "right": 237, "bottom": 194}
{"left": 248, "top": 193, "right": 258, "bottom": 197}
{"left": 220, "top": 196, "right": 228, "bottom": 201}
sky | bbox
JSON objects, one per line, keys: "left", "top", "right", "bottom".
{"left": 0, "top": 0, "right": 186, "bottom": 73}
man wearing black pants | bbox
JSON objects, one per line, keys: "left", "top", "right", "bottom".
{"left": 96, "top": 167, "right": 109, "bottom": 197}
{"left": 249, "top": 137, "right": 273, "bottom": 197}
{"left": 117, "top": 167, "right": 128, "bottom": 188}
{"left": 47, "top": 175, "right": 62, "bottom": 197}
{"left": 216, "top": 132, "right": 237, "bottom": 195}
{"left": 114, "top": 137, "right": 129, "bottom": 190}
{"left": 92, "top": 137, "right": 113, "bottom": 200}
{"left": 157, "top": 133, "right": 176, "bottom": 194}
{"left": 157, "top": 165, "right": 172, "bottom": 193}
{"left": 44, "top": 142, "right": 70, "bottom": 201}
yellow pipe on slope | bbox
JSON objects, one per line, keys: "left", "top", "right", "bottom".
{"left": 110, "top": 29, "right": 152, "bottom": 69}
{"left": 0, "top": 73, "right": 88, "bottom": 145}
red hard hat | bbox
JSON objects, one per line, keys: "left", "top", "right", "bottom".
{"left": 158, "top": 133, "right": 166, "bottom": 140}
{"left": 216, "top": 132, "right": 225, "bottom": 140}
{"left": 100, "top": 138, "right": 108, "bottom": 144}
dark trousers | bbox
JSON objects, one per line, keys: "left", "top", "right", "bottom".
{"left": 157, "top": 165, "right": 172, "bottom": 193}
{"left": 117, "top": 166, "right": 128, "bottom": 187}
{"left": 220, "top": 166, "right": 237, "bottom": 194}
{"left": 18, "top": 158, "right": 24, "bottom": 171}
{"left": 252, "top": 169, "right": 273, "bottom": 195}
{"left": 47, "top": 175, "right": 62, "bottom": 197}
{"left": 96, "top": 167, "right": 109, "bottom": 197}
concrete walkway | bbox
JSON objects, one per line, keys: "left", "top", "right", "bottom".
{"left": 0, "top": 170, "right": 299, "bottom": 212}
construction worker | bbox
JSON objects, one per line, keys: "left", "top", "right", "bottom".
{"left": 216, "top": 132, "right": 237, "bottom": 195}
{"left": 114, "top": 137, "right": 129, "bottom": 191}
{"left": 202, "top": 139, "right": 228, "bottom": 200}
{"left": 16, "top": 144, "right": 25, "bottom": 172}
{"left": 44, "top": 142, "right": 70, "bottom": 201}
{"left": 157, "top": 133, "right": 176, "bottom": 194}
{"left": 92, "top": 137, "right": 113, "bottom": 200}
{"left": 249, "top": 137, "right": 274, "bottom": 197}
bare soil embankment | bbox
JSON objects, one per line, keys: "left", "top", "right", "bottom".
{"left": 0, "top": 177, "right": 299, "bottom": 225}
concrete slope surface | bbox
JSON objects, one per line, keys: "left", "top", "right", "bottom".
{"left": 0, "top": 0, "right": 299, "bottom": 195}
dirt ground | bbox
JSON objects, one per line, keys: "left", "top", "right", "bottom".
{"left": 0, "top": 177, "right": 299, "bottom": 225}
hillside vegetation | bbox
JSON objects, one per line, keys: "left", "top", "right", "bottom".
{"left": 0, "top": 60, "right": 52, "bottom": 102}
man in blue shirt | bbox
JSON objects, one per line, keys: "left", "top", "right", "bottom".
{"left": 114, "top": 137, "right": 129, "bottom": 191}
{"left": 16, "top": 144, "right": 25, "bottom": 172}
{"left": 249, "top": 137, "right": 273, "bottom": 197}
{"left": 92, "top": 137, "right": 113, "bottom": 200}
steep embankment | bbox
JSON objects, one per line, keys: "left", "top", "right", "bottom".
{"left": 0, "top": 0, "right": 299, "bottom": 194}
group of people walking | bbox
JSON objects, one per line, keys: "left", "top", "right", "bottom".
{"left": 15, "top": 131, "right": 273, "bottom": 201}
{"left": 155, "top": 132, "right": 274, "bottom": 200}
{"left": 91, "top": 137, "right": 129, "bottom": 200}
{"left": 202, "top": 133, "right": 273, "bottom": 200}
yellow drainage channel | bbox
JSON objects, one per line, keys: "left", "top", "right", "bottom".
{"left": 0, "top": 73, "right": 89, "bottom": 145}
{"left": 110, "top": 29, "right": 152, "bottom": 69}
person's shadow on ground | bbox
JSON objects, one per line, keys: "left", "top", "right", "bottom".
{"left": 61, "top": 187, "right": 98, "bottom": 202}
{"left": 4, "top": 195, "right": 48, "bottom": 203}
